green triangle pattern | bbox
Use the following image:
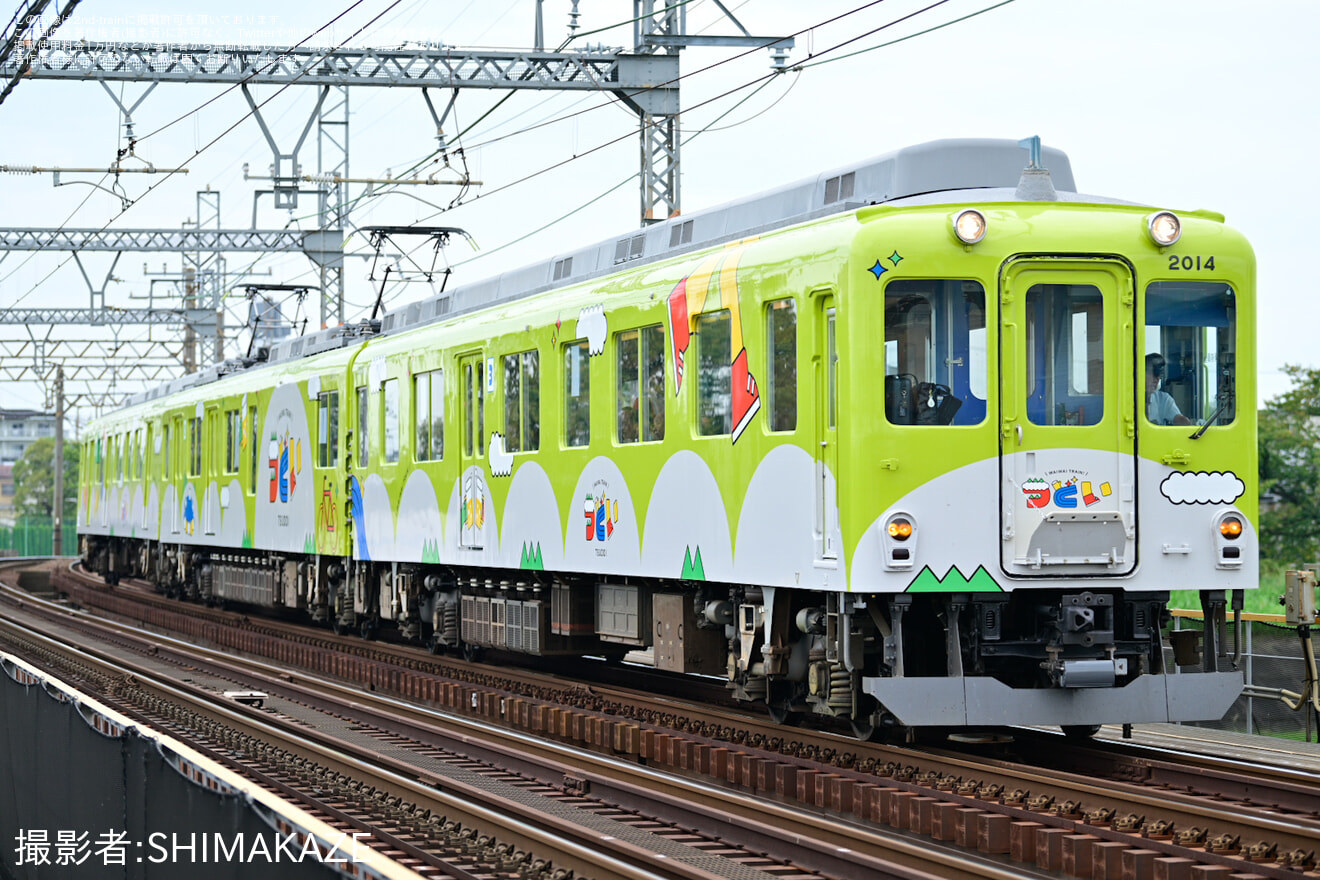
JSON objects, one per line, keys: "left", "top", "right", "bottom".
{"left": 905, "top": 564, "right": 1002, "bottom": 593}
{"left": 681, "top": 545, "right": 706, "bottom": 580}
{"left": 520, "top": 541, "right": 545, "bottom": 571}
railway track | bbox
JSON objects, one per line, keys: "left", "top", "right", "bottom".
{"left": 0, "top": 561, "right": 1005, "bottom": 880}
{"left": 4, "top": 559, "right": 1319, "bottom": 878}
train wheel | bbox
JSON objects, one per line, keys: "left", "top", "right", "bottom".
{"left": 849, "top": 696, "right": 883, "bottom": 742}
{"left": 359, "top": 618, "right": 378, "bottom": 641}
{"left": 461, "top": 642, "right": 482, "bottom": 663}
{"left": 427, "top": 634, "right": 444, "bottom": 655}
{"left": 1061, "top": 724, "right": 1101, "bottom": 739}
{"left": 765, "top": 683, "right": 802, "bottom": 727}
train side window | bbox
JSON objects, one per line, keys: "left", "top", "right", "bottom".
{"left": 883, "top": 280, "right": 986, "bottom": 426}
{"left": 618, "top": 330, "right": 639, "bottom": 442}
{"left": 1025, "top": 284, "right": 1103, "bottom": 426}
{"left": 828, "top": 314, "right": 837, "bottom": 429}
{"left": 697, "top": 310, "right": 732, "bottom": 436}
{"left": 643, "top": 325, "right": 665, "bottom": 441}
{"left": 317, "top": 390, "right": 339, "bottom": 466}
{"left": 188, "top": 416, "right": 202, "bottom": 476}
{"left": 383, "top": 378, "right": 400, "bottom": 464}
{"left": 355, "top": 385, "right": 369, "bottom": 467}
{"left": 464, "top": 364, "right": 474, "bottom": 456}
{"left": 414, "top": 370, "right": 444, "bottom": 461}
{"left": 415, "top": 373, "right": 430, "bottom": 460}
{"left": 766, "top": 299, "right": 797, "bottom": 432}
{"left": 504, "top": 350, "right": 539, "bottom": 452}
{"left": 248, "top": 404, "right": 258, "bottom": 488}
{"left": 461, "top": 359, "right": 486, "bottom": 458}
{"left": 564, "top": 339, "right": 591, "bottom": 447}
{"left": 1144, "top": 282, "right": 1236, "bottom": 427}
{"left": 615, "top": 324, "right": 665, "bottom": 443}
{"left": 225, "top": 409, "right": 240, "bottom": 473}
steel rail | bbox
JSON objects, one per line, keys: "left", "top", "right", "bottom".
{"left": 2, "top": 570, "right": 1019, "bottom": 880}
{"left": 0, "top": 609, "right": 684, "bottom": 880}
{"left": 19, "top": 560, "right": 1320, "bottom": 878}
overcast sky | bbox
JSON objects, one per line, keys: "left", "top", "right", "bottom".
{"left": 0, "top": 0, "right": 1313, "bottom": 416}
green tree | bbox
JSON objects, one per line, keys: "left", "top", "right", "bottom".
{"left": 1259, "top": 364, "right": 1320, "bottom": 568}
{"left": 11, "top": 436, "right": 79, "bottom": 519}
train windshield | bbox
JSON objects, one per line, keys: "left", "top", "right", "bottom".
{"left": 883, "top": 279, "right": 987, "bottom": 426}
{"left": 1144, "top": 282, "right": 1236, "bottom": 427}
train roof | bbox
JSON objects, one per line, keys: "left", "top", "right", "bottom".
{"left": 120, "top": 138, "right": 1075, "bottom": 411}
{"left": 375, "top": 138, "right": 1076, "bottom": 337}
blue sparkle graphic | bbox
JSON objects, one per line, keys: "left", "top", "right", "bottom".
{"left": 868, "top": 259, "right": 887, "bottom": 280}
{"left": 889, "top": 251, "right": 904, "bottom": 266}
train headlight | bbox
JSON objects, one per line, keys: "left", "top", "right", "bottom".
{"left": 888, "top": 517, "right": 913, "bottom": 541}
{"left": 952, "top": 209, "right": 987, "bottom": 244}
{"left": 1147, "top": 211, "right": 1181, "bottom": 247}
{"left": 1218, "top": 516, "right": 1243, "bottom": 539}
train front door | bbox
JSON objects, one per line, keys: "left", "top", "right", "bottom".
{"left": 999, "top": 260, "right": 1136, "bottom": 576}
{"left": 459, "top": 353, "right": 487, "bottom": 550}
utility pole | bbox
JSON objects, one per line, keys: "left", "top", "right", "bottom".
{"left": 53, "top": 364, "right": 64, "bottom": 555}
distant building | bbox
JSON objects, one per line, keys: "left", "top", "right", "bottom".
{"left": 0, "top": 409, "right": 55, "bottom": 465}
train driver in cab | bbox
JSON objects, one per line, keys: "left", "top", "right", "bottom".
{"left": 1145, "top": 353, "right": 1191, "bottom": 426}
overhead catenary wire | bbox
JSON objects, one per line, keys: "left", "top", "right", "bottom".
{"left": 130, "top": 0, "right": 377, "bottom": 146}
{"left": 4, "top": 0, "right": 411, "bottom": 313}
{"left": 446, "top": 70, "right": 798, "bottom": 274}
{"left": 407, "top": 0, "right": 967, "bottom": 223}
{"left": 242, "top": 0, "right": 1017, "bottom": 332}
{"left": 7, "top": 0, "right": 1023, "bottom": 376}
{"left": 264, "top": 0, "right": 894, "bottom": 230}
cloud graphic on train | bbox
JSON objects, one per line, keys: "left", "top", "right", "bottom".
{"left": 1159, "top": 471, "right": 1245, "bottom": 505}
{"left": 578, "top": 305, "right": 607, "bottom": 355}
{"left": 488, "top": 432, "right": 514, "bottom": 477}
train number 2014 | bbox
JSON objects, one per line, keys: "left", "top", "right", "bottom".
{"left": 1168, "top": 255, "right": 1215, "bottom": 271}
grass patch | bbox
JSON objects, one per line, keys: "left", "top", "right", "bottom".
{"left": 1169, "top": 567, "right": 1285, "bottom": 615}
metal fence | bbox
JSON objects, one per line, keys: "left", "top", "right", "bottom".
{"left": 0, "top": 516, "right": 77, "bottom": 558}
{"left": 1171, "top": 613, "right": 1320, "bottom": 741}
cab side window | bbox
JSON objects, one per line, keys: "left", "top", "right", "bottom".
{"left": 883, "top": 279, "right": 987, "bottom": 426}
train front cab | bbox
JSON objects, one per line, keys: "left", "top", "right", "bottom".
{"left": 859, "top": 242, "right": 1250, "bottom": 730}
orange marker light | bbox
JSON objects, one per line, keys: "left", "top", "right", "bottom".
{"left": 888, "top": 518, "right": 913, "bottom": 540}
{"left": 1219, "top": 517, "right": 1243, "bottom": 539}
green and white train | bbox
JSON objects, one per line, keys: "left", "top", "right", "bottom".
{"left": 80, "top": 138, "right": 1254, "bottom": 736}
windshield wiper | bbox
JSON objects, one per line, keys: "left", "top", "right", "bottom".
{"left": 1190, "top": 397, "right": 1232, "bottom": 440}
